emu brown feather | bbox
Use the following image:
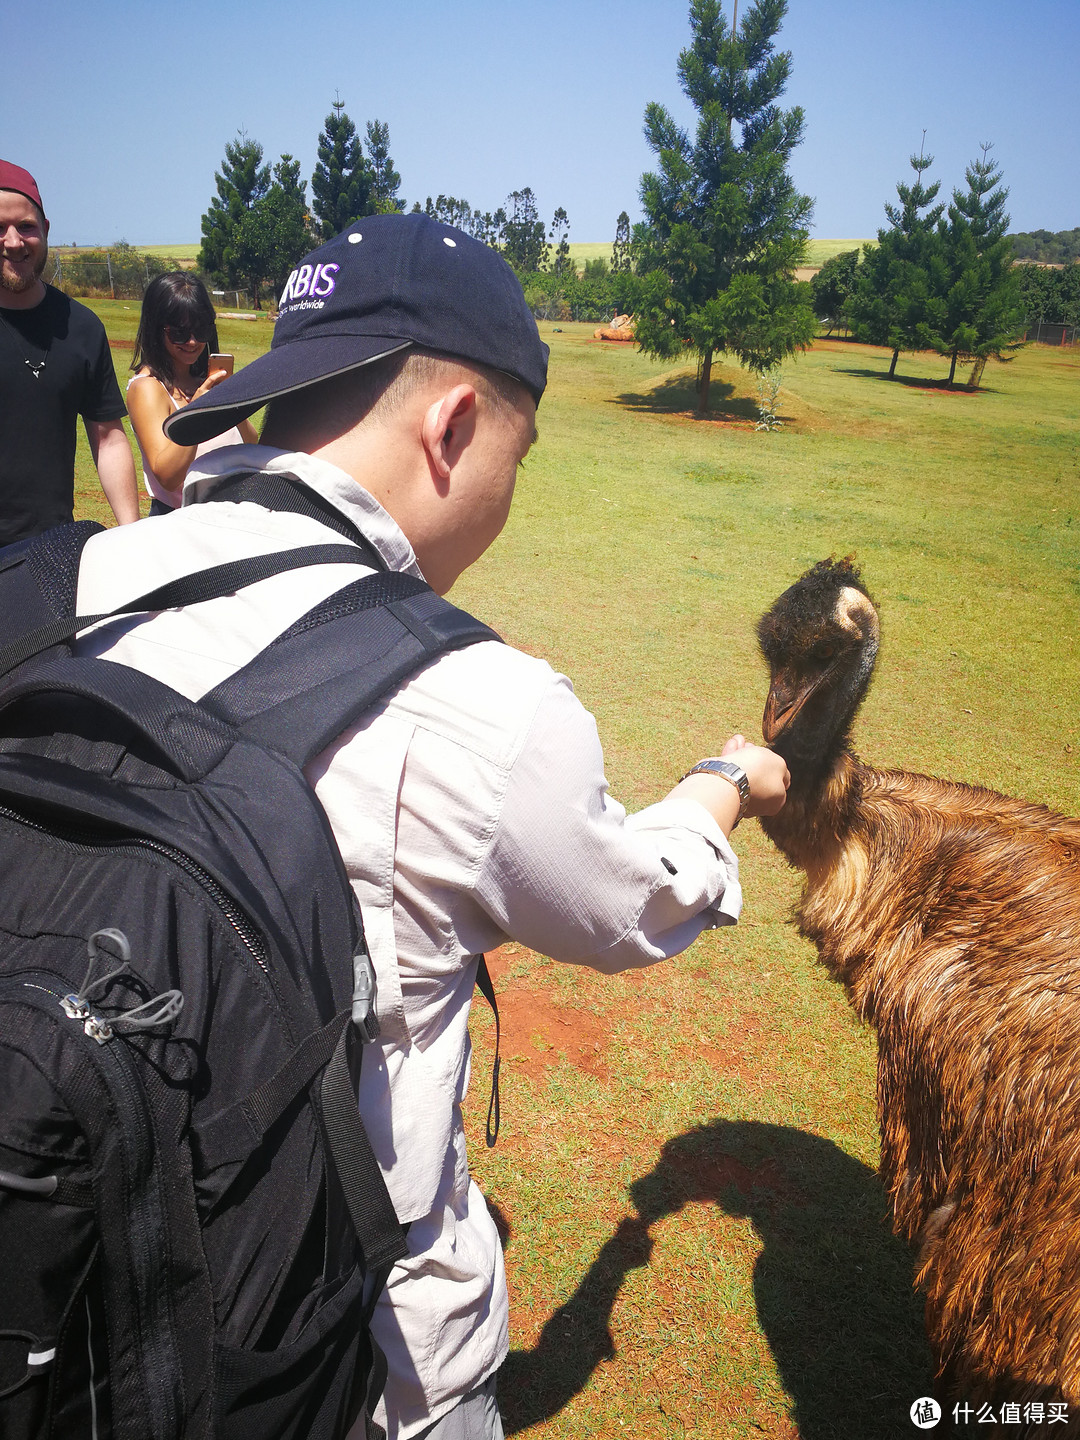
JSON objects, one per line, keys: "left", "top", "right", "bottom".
{"left": 757, "top": 559, "right": 1080, "bottom": 1419}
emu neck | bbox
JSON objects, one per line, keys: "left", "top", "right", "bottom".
{"left": 760, "top": 743, "right": 862, "bottom": 871}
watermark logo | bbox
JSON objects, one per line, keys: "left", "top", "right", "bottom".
{"left": 910, "top": 1397, "right": 941, "bottom": 1428}
{"left": 913, "top": 1397, "right": 1071, "bottom": 1427}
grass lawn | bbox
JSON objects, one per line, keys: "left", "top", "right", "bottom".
{"left": 75, "top": 311, "right": 1078, "bottom": 1437}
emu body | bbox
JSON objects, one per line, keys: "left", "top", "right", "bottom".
{"left": 758, "top": 559, "right": 1080, "bottom": 1416}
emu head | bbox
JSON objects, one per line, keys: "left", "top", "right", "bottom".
{"left": 757, "top": 558, "right": 880, "bottom": 768}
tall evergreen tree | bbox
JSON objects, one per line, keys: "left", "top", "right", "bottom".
{"left": 311, "top": 96, "right": 372, "bottom": 240}
{"left": 500, "top": 189, "right": 548, "bottom": 274}
{"left": 848, "top": 147, "right": 947, "bottom": 379}
{"left": 199, "top": 132, "right": 270, "bottom": 286}
{"left": 934, "top": 144, "right": 1024, "bottom": 388}
{"left": 365, "top": 120, "right": 404, "bottom": 213}
{"left": 549, "top": 208, "right": 572, "bottom": 276}
{"left": 633, "top": 0, "right": 815, "bottom": 412}
{"left": 611, "top": 211, "right": 632, "bottom": 273}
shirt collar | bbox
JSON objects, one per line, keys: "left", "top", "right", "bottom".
{"left": 182, "top": 443, "right": 425, "bottom": 581}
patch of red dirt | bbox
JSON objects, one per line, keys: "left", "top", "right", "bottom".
{"left": 485, "top": 949, "right": 611, "bottom": 1081}
{"left": 109, "top": 339, "right": 133, "bottom": 350}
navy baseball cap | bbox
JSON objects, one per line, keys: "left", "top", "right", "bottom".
{"left": 166, "top": 213, "right": 548, "bottom": 445}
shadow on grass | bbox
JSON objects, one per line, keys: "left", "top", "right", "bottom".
{"left": 834, "top": 366, "right": 990, "bottom": 394}
{"left": 498, "top": 1119, "right": 937, "bottom": 1439}
{"left": 613, "top": 373, "right": 762, "bottom": 422}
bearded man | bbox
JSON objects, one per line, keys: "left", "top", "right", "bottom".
{"left": 0, "top": 160, "right": 139, "bottom": 546}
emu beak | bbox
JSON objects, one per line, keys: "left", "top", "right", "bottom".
{"left": 762, "top": 667, "right": 833, "bottom": 743}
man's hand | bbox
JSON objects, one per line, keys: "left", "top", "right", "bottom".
{"left": 719, "top": 734, "right": 790, "bottom": 818}
{"left": 670, "top": 736, "right": 790, "bottom": 836}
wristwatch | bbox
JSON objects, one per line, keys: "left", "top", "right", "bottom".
{"left": 679, "top": 758, "right": 751, "bottom": 828}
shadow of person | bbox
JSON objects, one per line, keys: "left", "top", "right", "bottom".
{"left": 499, "top": 1119, "right": 937, "bottom": 1438}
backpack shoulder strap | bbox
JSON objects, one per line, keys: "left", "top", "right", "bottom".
{"left": 199, "top": 573, "right": 501, "bottom": 769}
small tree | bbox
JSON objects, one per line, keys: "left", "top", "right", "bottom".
{"left": 199, "top": 132, "right": 270, "bottom": 287}
{"left": 311, "top": 96, "right": 372, "bottom": 240}
{"left": 633, "top": 0, "right": 815, "bottom": 412}
{"left": 848, "top": 146, "right": 947, "bottom": 379}
{"left": 365, "top": 120, "right": 404, "bottom": 214}
{"left": 233, "top": 155, "right": 310, "bottom": 305}
{"left": 810, "top": 249, "right": 859, "bottom": 335}
{"left": 549, "top": 208, "right": 572, "bottom": 276}
{"left": 934, "top": 144, "right": 1024, "bottom": 388}
{"left": 611, "top": 211, "right": 632, "bottom": 273}
{"left": 500, "top": 189, "right": 548, "bottom": 273}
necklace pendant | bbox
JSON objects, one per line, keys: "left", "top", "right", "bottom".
{"left": 24, "top": 358, "right": 46, "bottom": 379}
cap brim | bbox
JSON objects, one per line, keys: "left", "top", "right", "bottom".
{"left": 164, "top": 335, "right": 413, "bottom": 446}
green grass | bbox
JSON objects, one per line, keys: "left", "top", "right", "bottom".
{"left": 74, "top": 313, "right": 1079, "bottom": 1437}
{"left": 803, "top": 237, "right": 873, "bottom": 266}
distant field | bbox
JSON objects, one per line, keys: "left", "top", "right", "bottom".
{"left": 571, "top": 238, "right": 873, "bottom": 270}
{"left": 59, "top": 238, "right": 871, "bottom": 275}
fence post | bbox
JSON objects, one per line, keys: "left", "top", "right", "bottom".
{"left": 106, "top": 253, "right": 115, "bottom": 299}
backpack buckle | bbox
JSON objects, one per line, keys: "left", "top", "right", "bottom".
{"left": 351, "top": 946, "right": 380, "bottom": 1044}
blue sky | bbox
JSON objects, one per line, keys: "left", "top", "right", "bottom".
{"left": 8, "top": 0, "right": 1078, "bottom": 246}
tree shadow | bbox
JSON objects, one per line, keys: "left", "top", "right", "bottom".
{"left": 498, "top": 1119, "right": 941, "bottom": 1438}
{"left": 613, "top": 373, "right": 763, "bottom": 422}
{"left": 833, "top": 366, "right": 992, "bottom": 394}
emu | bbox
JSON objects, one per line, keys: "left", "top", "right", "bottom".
{"left": 756, "top": 557, "right": 1080, "bottom": 1420}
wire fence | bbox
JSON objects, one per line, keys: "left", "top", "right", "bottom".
{"left": 48, "top": 254, "right": 255, "bottom": 310}
{"left": 1022, "top": 321, "right": 1078, "bottom": 346}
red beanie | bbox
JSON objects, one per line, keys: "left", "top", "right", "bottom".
{"left": 0, "top": 161, "right": 46, "bottom": 219}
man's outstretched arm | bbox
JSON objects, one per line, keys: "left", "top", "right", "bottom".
{"left": 85, "top": 418, "right": 140, "bottom": 526}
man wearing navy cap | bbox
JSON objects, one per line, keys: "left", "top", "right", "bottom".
{"left": 0, "top": 161, "right": 138, "bottom": 545}
{"left": 73, "top": 215, "right": 788, "bottom": 1438}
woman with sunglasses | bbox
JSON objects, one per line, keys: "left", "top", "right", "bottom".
{"left": 128, "top": 272, "right": 257, "bottom": 514}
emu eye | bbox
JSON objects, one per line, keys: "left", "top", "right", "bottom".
{"left": 814, "top": 644, "right": 835, "bottom": 662}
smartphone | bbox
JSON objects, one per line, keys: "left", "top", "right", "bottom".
{"left": 209, "top": 353, "right": 234, "bottom": 376}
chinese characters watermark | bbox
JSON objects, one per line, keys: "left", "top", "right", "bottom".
{"left": 911, "top": 1397, "right": 1070, "bottom": 1427}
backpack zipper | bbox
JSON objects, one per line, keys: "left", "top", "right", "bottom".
{"left": 1, "top": 972, "right": 183, "bottom": 1439}
{"left": 0, "top": 800, "right": 271, "bottom": 981}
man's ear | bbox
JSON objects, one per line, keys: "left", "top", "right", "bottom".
{"left": 420, "top": 384, "right": 476, "bottom": 483}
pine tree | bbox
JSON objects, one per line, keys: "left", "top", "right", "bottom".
{"left": 848, "top": 146, "right": 947, "bottom": 379}
{"left": 935, "top": 144, "right": 1024, "bottom": 388}
{"left": 500, "top": 190, "right": 548, "bottom": 274}
{"left": 199, "top": 132, "right": 270, "bottom": 287}
{"left": 365, "top": 120, "right": 404, "bottom": 214}
{"left": 311, "top": 96, "right": 372, "bottom": 241}
{"left": 611, "top": 211, "right": 632, "bottom": 273}
{"left": 633, "top": 0, "right": 815, "bottom": 412}
{"left": 550, "top": 208, "right": 572, "bottom": 276}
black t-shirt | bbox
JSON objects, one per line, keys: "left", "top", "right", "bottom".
{"left": 0, "top": 286, "right": 126, "bottom": 545}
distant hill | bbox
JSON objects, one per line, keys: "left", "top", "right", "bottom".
{"left": 1008, "top": 229, "right": 1080, "bottom": 265}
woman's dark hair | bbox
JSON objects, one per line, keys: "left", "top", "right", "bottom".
{"left": 131, "top": 272, "right": 220, "bottom": 384}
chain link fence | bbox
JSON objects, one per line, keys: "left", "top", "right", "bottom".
{"left": 49, "top": 250, "right": 255, "bottom": 310}
{"left": 1022, "top": 321, "right": 1078, "bottom": 346}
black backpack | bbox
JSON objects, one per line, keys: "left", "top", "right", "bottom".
{"left": 0, "top": 484, "right": 499, "bottom": 1439}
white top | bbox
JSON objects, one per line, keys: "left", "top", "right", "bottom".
{"left": 72, "top": 444, "right": 741, "bottom": 1438}
{"left": 126, "top": 373, "right": 245, "bottom": 507}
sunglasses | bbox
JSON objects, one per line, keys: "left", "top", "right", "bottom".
{"left": 164, "top": 325, "right": 208, "bottom": 345}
